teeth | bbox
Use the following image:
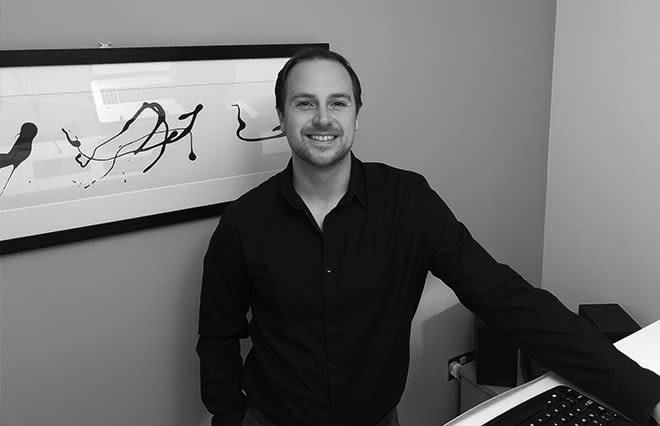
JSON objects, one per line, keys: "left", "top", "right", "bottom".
{"left": 309, "top": 135, "right": 336, "bottom": 141}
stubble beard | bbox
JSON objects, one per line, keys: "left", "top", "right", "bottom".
{"left": 291, "top": 135, "right": 353, "bottom": 170}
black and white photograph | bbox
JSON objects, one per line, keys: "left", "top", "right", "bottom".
{"left": 0, "top": 2, "right": 659, "bottom": 426}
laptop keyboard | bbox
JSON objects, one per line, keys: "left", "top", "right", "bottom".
{"left": 101, "top": 86, "right": 167, "bottom": 105}
{"left": 483, "top": 385, "right": 636, "bottom": 426}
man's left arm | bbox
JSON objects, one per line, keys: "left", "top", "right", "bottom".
{"left": 413, "top": 178, "right": 660, "bottom": 425}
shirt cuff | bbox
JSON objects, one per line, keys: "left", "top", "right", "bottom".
{"left": 621, "top": 367, "right": 660, "bottom": 426}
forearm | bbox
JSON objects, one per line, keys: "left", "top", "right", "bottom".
{"left": 196, "top": 335, "right": 246, "bottom": 425}
{"left": 197, "top": 212, "right": 251, "bottom": 424}
{"left": 466, "top": 276, "right": 660, "bottom": 425}
{"left": 439, "top": 257, "right": 660, "bottom": 423}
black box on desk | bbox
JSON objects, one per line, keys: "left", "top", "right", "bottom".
{"left": 475, "top": 316, "right": 518, "bottom": 387}
{"left": 578, "top": 303, "right": 641, "bottom": 343}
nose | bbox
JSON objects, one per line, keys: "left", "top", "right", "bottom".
{"left": 313, "top": 105, "right": 331, "bottom": 126}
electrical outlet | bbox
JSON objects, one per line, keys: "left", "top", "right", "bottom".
{"left": 447, "top": 350, "right": 475, "bottom": 381}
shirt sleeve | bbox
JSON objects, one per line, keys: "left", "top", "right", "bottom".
{"left": 196, "top": 207, "right": 250, "bottom": 426}
{"left": 416, "top": 178, "right": 660, "bottom": 426}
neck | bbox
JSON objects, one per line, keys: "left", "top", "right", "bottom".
{"left": 291, "top": 153, "right": 352, "bottom": 206}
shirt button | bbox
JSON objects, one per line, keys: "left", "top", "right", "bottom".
{"left": 326, "top": 267, "right": 332, "bottom": 274}
{"left": 330, "top": 364, "right": 337, "bottom": 370}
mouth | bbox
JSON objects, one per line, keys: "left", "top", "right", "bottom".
{"left": 305, "top": 134, "right": 340, "bottom": 142}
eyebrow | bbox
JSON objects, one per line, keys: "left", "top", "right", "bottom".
{"left": 290, "top": 92, "right": 353, "bottom": 100}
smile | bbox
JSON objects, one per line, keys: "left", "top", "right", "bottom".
{"left": 307, "top": 135, "right": 337, "bottom": 142}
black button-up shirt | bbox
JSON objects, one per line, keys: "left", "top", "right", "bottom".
{"left": 197, "top": 154, "right": 660, "bottom": 426}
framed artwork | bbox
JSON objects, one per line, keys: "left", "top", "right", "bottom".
{"left": 0, "top": 43, "right": 328, "bottom": 254}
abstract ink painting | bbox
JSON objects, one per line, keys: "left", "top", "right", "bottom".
{"left": 61, "top": 102, "right": 204, "bottom": 188}
{"left": 1, "top": 122, "right": 38, "bottom": 196}
{"left": 231, "top": 103, "right": 284, "bottom": 142}
{"left": 0, "top": 44, "right": 327, "bottom": 253}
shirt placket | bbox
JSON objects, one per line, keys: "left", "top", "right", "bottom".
{"left": 321, "top": 207, "right": 343, "bottom": 425}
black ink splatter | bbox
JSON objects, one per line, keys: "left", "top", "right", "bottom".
{"left": 0, "top": 122, "right": 38, "bottom": 196}
{"left": 62, "top": 102, "right": 203, "bottom": 187}
{"left": 231, "top": 104, "right": 284, "bottom": 142}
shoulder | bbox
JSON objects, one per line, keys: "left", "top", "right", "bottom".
{"left": 361, "top": 160, "right": 454, "bottom": 223}
{"left": 361, "top": 161, "right": 431, "bottom": 194}
{"left": 216, "top": 170, "right": 285, "bottom": 226}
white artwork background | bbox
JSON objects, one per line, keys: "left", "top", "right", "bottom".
{"left": 0, "top": 58, "right": 291, "bottom": 240}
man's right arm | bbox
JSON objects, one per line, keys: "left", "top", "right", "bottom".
{"left": 196, "top": 211, "right": 250, "bottom": 426}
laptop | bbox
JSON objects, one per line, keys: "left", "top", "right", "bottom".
{"left": 90, "top": 62, "right": 185, "bottom": 123}
{"left": 445, "top": 319, "right": 660, "bottom": 426}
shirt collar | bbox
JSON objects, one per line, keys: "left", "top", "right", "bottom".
{"left": 282, "top": 151, "right": 368, "bottom": 210}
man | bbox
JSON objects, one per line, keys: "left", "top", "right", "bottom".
{"left": 197, "top": 48, "right": 660, "bottom": 426}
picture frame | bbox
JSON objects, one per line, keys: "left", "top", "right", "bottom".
{"left": 0, "top": 43, "right": 328, "bottom": 255}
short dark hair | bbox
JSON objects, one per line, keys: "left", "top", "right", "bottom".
{"left": 275, "top": 48, "right": 363, "bottom": 114}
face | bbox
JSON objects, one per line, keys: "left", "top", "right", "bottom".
{"left": 277, "top": 59, "right": 359, "bottom": 170}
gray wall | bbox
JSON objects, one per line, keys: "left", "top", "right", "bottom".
{"left": 0, "top": 1, "right": 556, "bottom": 425}
{"left": 543, "top": 0, "right": 660, "bottom": 327}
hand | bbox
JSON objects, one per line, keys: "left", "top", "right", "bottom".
{"left": 653, "top": 400, "right": 660, "bottom": 424}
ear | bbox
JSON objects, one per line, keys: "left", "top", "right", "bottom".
{"left": 277, "top": 110, "right": 286, "bottom": 135}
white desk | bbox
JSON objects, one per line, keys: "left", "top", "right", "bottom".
{"left": 444, "top": 319, "right": 660, "bottom": 426}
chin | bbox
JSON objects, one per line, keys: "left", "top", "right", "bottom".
{"left": 297, "top": 148, "right": 351, "bottom": 169}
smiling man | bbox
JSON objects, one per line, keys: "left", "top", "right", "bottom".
{"left": 275, "top": 57, "right": 359, "bottom": 231}
{"left": 280, "top": 59, "right": 357, "bottom": 168}
{"left": 197, "top": 48, "right": 660, "bottom": 426}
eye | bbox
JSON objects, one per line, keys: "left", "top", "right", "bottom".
{"left": 295, "top": 100, "right": 313, "bottom": 109}
{"left": 330, "top": 101, "right": 348, "bottom": 109}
